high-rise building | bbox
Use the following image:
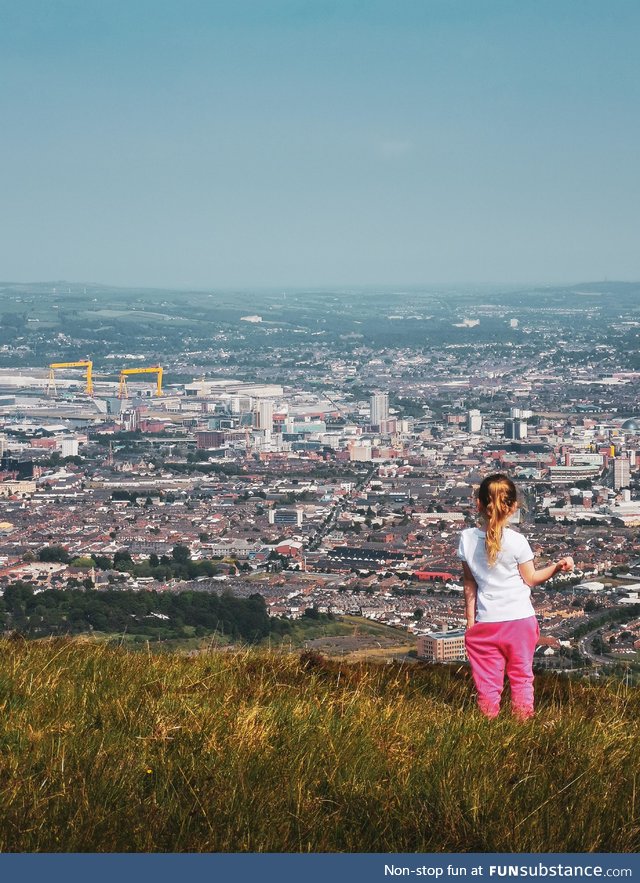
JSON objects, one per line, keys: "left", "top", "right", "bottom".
{"left": 370, "top": 393, "right": 389, "bottom": 428}
{"left": 60, "top": 437, "right": 79, "bottom": 458}
{"left": 467, "top": 409, "right": 482, "bottom": 433}
{"left": 504, "top": 418, "right": 527, "bottom": 440}
{"left": 254, "top": 400, "right": 274, "bottom": 432}
{"left": 514, "top": 420, "right": 528, "bottom": 440}
{"left": 614, "top": 456, "right": 631, "bottom": 490}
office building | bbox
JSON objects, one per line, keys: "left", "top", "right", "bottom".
{"left": 196, "top": 431, "right": 226, "bottom": 450}
{"left": 614, "top": 456, "right": 631, "bottom": 490}
{"left": 370, "top": 393, "right": 389, "bottom": 429}
{"left": 504, "top": 418, "right": 528, "bottom": 440}
{"left": 60, "top": 437, "right": 79, "bottom": 458}
{"left": 254, "top": 400, "right": 274, "bottom": 433}
{"left": 467, "top": 410, "right": 482, "bottom": 433}
{"left": 417, "top": 626, "right": 467, "bottom": 662}
{"left": 268, "top": 508, "right": 303, "bottom": 526}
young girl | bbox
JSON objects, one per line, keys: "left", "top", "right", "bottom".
{"left": 458, "top": 473, "right": 574, "bottom": 719}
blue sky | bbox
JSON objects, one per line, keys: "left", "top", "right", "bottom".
{"left": 1, "top": 0, "right": 639, "bottom": 288}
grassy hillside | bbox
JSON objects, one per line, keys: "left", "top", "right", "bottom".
{"left": 0, "top": 637, "right": 637, "bottom": 853}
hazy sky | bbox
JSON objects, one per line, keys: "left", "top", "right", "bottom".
{"left": 1, "top": 0, "right": 639, "bottom": 288}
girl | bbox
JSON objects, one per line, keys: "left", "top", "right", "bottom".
{"left": 458, "top": 473, "right": 574, "bottom": 719}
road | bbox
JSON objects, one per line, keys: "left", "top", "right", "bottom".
{"left": 306, "top": 464, "right": 378, "bottom": 552}
{"left": 577, "top": 626, "right": 616, "bottom": 666}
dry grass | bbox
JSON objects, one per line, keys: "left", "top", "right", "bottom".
{"left": 0, "top": 638, "right": 637, "bottom": 853}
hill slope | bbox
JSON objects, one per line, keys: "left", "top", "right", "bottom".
{"left": 0, "top": 638, "right": 637, "bottom": 853}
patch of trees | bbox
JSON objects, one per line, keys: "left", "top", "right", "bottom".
{"left": 392, "top": 585, "right": 421, "bottom": 597}
{"left": 165, "top": 461, "right": 243, "bottom": 476}
{"left": 38, "top": 546, "right": 70, "bottom": 563}
{"left": 111, "top": 545, "right": 227, "bottom": 581}
{"left": 572, "top": 605, "right": 640, "bottom": 640}
{"left": 0, "top": 582, "right": 288, "bottom": 643}
{"left": 36, "top": 544, "right": 228, "bottom": 582}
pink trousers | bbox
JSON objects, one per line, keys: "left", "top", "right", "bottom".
{"left": 464, "top": 616, "right": 540, "bottom": 719}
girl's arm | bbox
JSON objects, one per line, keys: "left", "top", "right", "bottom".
{"left": 462, "top": 562, "right": 478, "bottom": 628}
{"left": 519, "top": 556, "right": 574, "bottom": 587}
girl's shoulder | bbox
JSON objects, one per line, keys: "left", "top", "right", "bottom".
{"left": 460, "top": 526, "right": 484, "bottom": 538}
{"left": 503, "top": 527, "right": 531, "bottom": 548}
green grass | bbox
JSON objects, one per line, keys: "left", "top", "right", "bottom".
{"left": 263, "top": 615, "right": 412, "bottom": 650}
{"left": 0, "top": 638, "right": 637, "bottom": 853}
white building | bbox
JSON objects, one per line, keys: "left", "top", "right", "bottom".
{"left": 370, "top": 393, "right": 389, "bottom": 428}
{"left": 60, "top": 437, "right": 79, "bottom": 458}
{"left": 254, "top": 400, "right": 274, "bottom": 433}
{"left": 467, "top": 409, "right": 482, "bottom": 433}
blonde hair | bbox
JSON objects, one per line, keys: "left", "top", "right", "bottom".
{"left": 477, "top": 474, "right": 518, "bottom": 566}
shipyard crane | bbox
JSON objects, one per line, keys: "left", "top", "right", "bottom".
{"left": 118, "top": 365, "right": 163, "bottom": 398}
{"left": 47, "top": 360, "right": 94, "bottom": 396}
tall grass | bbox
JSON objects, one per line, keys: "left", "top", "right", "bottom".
{"left": 0, "top": 637, "right": 637, "bottom": 852}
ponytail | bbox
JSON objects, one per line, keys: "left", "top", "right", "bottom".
{"left": 477, "top": 474, "right": 518, "bottom": 566}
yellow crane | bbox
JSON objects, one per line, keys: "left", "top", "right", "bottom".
{"left": 118, "top": 365, "right": 163, "bottom": 398}
{"left": 47, "top": 360, "right": 94, "bottom": 396}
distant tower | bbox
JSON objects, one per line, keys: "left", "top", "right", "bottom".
{"left": 613, "top": 456, "right": 630, "bottom": 490}
{"left": 60, "top": 437, "right": 79, "bottom": 458}
{"left": 514, "top": 420, "right": 528, "bottom": 440}
{"left": 370, "top": 393, "right": 389, "bottom": 429}
{"left": 254, "top": 400, "right": 274, "bottom": 433}
{"left": 467, "top": 409, "right": 482, "bottom": 433}
{"left": 504, "top": 418, "right": 528, "bottom": 440}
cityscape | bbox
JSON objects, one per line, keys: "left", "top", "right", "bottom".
{"left": 0, "top": 279, "right": 638, "bottom": 676}
{"left": 2, "top": 0, "right": 640, "bottom": 859}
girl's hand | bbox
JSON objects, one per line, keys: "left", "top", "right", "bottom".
{"left": 556, "top": 556, "right": 575, "bottom": 572}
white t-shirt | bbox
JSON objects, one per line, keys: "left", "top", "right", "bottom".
{"left": 457, "top": 527, "right": 535, "bottom": 622}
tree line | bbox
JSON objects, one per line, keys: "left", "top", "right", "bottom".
{"left": 0, "top": 582, "right": 293, "bottom": 643}
{"left": 36, "top": 544, "right": 244, "bottom": 582}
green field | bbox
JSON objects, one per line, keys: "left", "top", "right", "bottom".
{"left": 0, "top": 638, "right": 637, "bottom": 852}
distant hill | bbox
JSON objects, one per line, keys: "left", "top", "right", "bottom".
{"left": 0, "top": 278, "right": 638, "bottom": 359}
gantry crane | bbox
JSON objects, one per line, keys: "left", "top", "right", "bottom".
{"left": 47, "top": 360, "right": 94, "bottom": 396}
{"left": 118, "top": 365, "right": 163, "bottom": 398}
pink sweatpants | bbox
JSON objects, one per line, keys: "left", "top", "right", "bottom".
{"left": 464, "top": 616, "right": 540, "bottom": 719}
